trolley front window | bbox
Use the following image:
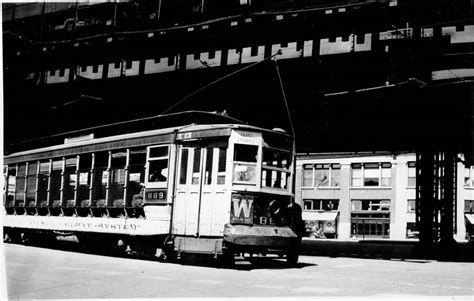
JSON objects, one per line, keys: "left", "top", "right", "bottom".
{"left": 233, "top": 144, "right": 258, "bottom": 184}
{"left": 261, "top": 148, "right": 291, "bottom": 190}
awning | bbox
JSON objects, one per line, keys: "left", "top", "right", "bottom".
{"left": 465, "top": 213, "right": 474, "bottom": 225}
{"left": 302, "top": 211, "right": 339, "bottom": 221}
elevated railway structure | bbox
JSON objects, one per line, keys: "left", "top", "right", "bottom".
{"left": 2, "top": 0, "right": 474, "bottom": 245}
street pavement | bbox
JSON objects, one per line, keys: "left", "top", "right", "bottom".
{"left": 2, "top": 243, "right": 474, "bottom": 299}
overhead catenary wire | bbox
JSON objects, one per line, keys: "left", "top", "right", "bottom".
{"left": 273, "top": 55, "right": 295, "bottom": 138}
{"left": 159, "top": 50, "right": 283, "bottom": 116}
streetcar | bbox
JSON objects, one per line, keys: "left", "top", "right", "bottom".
{"left": 2, "top": 112, "right": 303, "bottom": 266}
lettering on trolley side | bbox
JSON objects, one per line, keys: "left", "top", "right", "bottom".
{"left": 22, "top": 218, "right": 141, "bottom": 232}
{"left": 230, "top": 194, "right": 254, "bottom": 224}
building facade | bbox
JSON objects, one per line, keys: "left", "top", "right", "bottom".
{"left": 296, "top": 152, "right": 474, "bottom": 241}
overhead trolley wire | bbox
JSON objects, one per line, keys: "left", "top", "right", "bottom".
{"left": 159, "top": 50, "right": 284, "bottom": 116}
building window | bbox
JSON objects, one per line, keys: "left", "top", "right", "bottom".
{"left": 351, "top": 162, "right": 392, "bottom": 187}
{"left": 303, "top": 199, "right": 339, "bottom": 211}
{"left": 251, "top": 46, "right": 258, "bottom": 56}
{"left": 407, "top": 199, "right": 416, "bottom": 212}
{"left": 406, "top": 222, "right": 418, "bottom": 239}
{"left": 352, "top": 199, "right": 390, "bottom": 211}
{"left": 302, "top": 164, "right": 313, "bottom": 187}
{"left": 464, "top": 166, "right": 474, "bottom": 188}
{"left": 465, "top": 200, "right": 474, "bottom": 213}
{"left": 407, "top": 161, "right": 416, "bottom": 187}
{"left": 356, "top": 34, "right": 365, "bottom": 44}
{"left": 302, "top": 163, "right": 340, "bottom": 188}
{"left": 351, "top": 199, "right": 391, "bottom": 238}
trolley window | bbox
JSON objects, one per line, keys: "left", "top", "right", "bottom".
{"left": 261, "top": 148, "right": 291, "bottom": 190}
{"left": 63, "top": 157, "right": 78, "bottom": 205}
{"left": 204, "top": 148, "right": 213, "bottom": 185}
{"left": 15, "top": 164, "right": 26, "bottom": 205}
{"left": 147, "top": 145, "right": 169, "bottom": 188}
{"left": 77, "top": 154, "right": 92, "bottom": 205}
{"left": 92, "top": 152, "right": 108, "bottom": 207}
{"left": 50, "top": 159, "right": 63, "bottom": 206}
{"left": 179, "top": 148, "right": 189, "bottom": 185}
{"left": 110, "top": 150, "right": 127, "bottom": 206}
{"left": 6, "top": 166, "right": 16, "bottom": 206}
{"left": 127, "top": 148, "right": 146, "bottom": 207}
{"left": 191, "top": 148, "right": 201, "bottom": 185}
{"left": 37, "top": 161, "right": 50, "bottom": 206}
{"left": 217, "top": 148, "right": 227, "bottom": 185}
{"left": 233, "top": 144, "right": 258, "bottom": 184}
{"left": 26, "top": 162, "right": 38, "bottom": 206}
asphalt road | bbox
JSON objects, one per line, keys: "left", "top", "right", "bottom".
{"left": 2, "top": 243, "right": 474, "bottom": 299}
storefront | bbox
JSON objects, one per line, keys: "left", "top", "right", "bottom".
{"left": 350, "top": 199, "right": 391, "bottom": 239}
{"left": 302, "top": 211, "right": 339, "bottom": 239}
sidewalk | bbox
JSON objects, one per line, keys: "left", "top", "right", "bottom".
{"left": 300, "top": 237, "right": 474, "bottom": 262}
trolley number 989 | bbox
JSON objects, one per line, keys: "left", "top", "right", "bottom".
{"left": 145, "top": 190, "right": 167, "bottom": 202}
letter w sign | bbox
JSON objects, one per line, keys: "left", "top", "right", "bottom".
{"left": 230, "top": 194, "right": 254, "bottom": 224}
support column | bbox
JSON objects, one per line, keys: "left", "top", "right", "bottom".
{"left": 416, "top": 151, "right": 437, "bottom": 243}
{"left": 439, "top": 151, "right": 457, "bottom": 244}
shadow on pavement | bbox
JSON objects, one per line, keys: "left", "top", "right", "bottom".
{"left": 179, "top": 253, "right": 317, "bottom": 270}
